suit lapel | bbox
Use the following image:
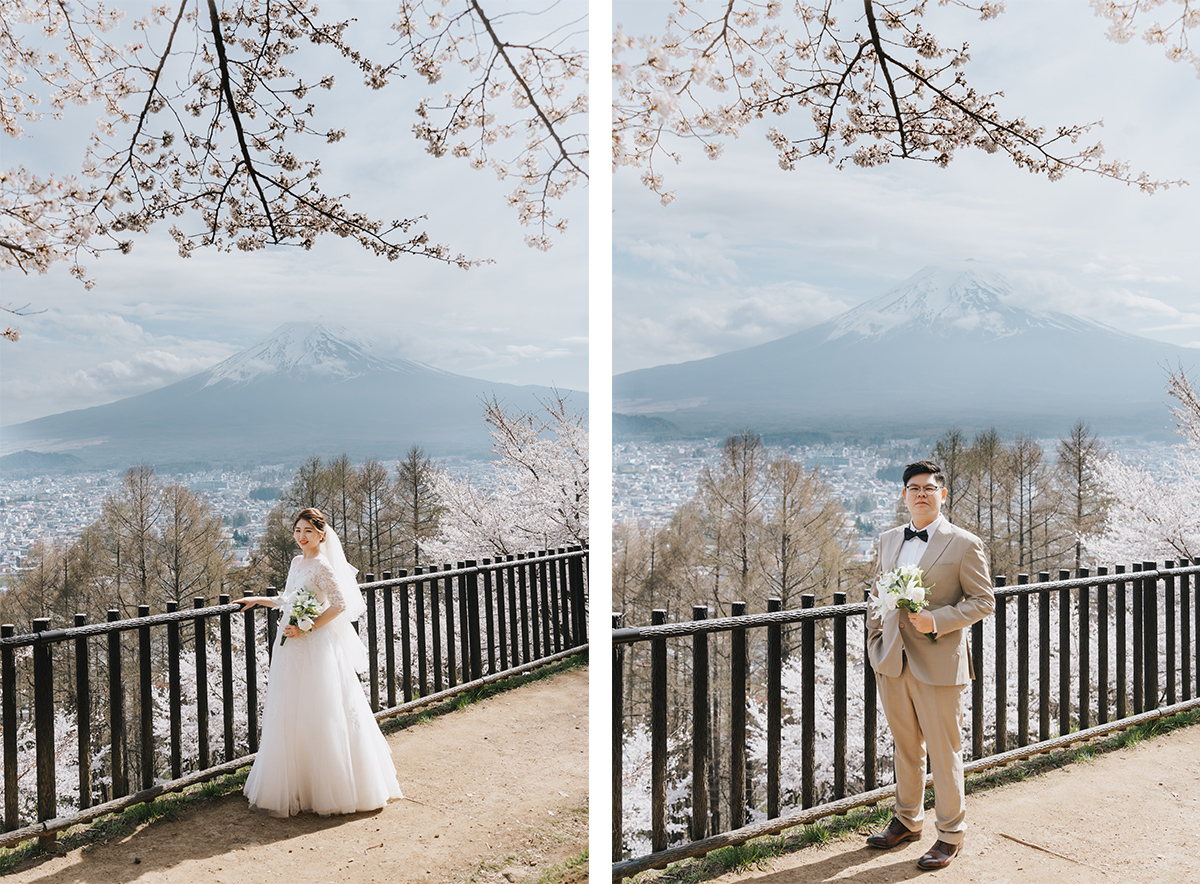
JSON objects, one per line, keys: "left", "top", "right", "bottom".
{"left": 918, "top": 518, "right": 953, "bottom": 570}
{"left": 882, "top": 529, "right": 904, "bottom": 572}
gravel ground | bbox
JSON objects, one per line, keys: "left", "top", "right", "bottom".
{"left": 2, "top": 665, "right": 590, "bottom": 884}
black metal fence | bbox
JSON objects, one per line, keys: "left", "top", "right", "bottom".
{"left": 1, "top": 546, "right": 588, "bottom": 846}
{"left": 612, "top": 559, "right": 1200, "bottom": 877}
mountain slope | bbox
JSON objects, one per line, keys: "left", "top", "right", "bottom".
{"left": 2, "top": 324, "right": 582, "bottom": 466}
{"left": 613, "top": 264, "right": 1194, "bottom": 436}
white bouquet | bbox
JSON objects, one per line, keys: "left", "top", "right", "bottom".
{"left": 870, "top": 564, "right": 937, "bottom": 643}
{"left": 280, "top": 586, "right": 320, "bottom": 644}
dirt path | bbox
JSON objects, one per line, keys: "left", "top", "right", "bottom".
{"left": 4, "top": 665, "right": 589, "bottom": 884}
{"left": 689, "top": 723, "right": 1200, "bottom": 884}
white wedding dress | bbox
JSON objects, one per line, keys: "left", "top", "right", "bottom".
{"left": 244, "top": 553, "right": 402, "bottom": 817}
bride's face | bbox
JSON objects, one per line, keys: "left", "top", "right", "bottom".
{"left": 293, "top": 519, "right": 324, "bottom": 555}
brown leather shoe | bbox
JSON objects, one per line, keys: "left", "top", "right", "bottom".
{"left": 916, "top": 839, "right": 961, "bottom": 870}
{"left": 866, "top": 817, "right": 921, "bottom": 849}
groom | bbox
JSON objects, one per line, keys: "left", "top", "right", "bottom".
{"left": 865, "top": 460, "right": 994, "bottom": 870}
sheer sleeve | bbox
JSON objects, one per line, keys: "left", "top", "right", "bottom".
{"left": 309, "top": 560, "right": 346, "bottom": 615}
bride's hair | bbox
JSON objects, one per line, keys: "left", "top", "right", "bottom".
{"left": 294, "top": 507, "right": 328, "bottom": 535}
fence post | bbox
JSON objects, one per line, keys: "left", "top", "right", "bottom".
{"left": 558, "top": 549, "right": 572, "bottom": 651}
{"left": 1016, "top": 574, "right": 1029, "bottom": 746}
{"left": 244, "top": 601, "right": 259, "bottom": 753}
{"left": 32, "top": 618, "right": 56, "bottom": 840}
{"left": 398, "top": 571, "right": 412, "bottom": 704}
{"left": 801, "top": 595, "right": 816, "bottom": 809}
{"left": 366, "top": 576, "right": 379, "bottom": 712}
{"left": 493, "top": 562, "right": 508, "bottom": 670}
{"left": 550, "top": 549, "right": 564, "bottom": 654}
{"left": 1115, "top": 566, "right": 1128, "bottom": 720}
{"left": 1077, "top": 569, "right": 1090, "bottom": 732}
{"left": 993, "top": 577, "right": 1007, "bottom": 754}
{"left": 265, "top": 586, "right": 278, "bottom": 662}
{"left": 613, "top": 613, "right": 625, "bottom": 861}
{"left": 447, "top": 564, "right": 460, "bottom": 688}
{"left": 430, "top": 566, "right": 443, "bottom": 692}
{"left": 1037, "top": 573, "right": 1051, "bottom": 742}
{"left": 539, "top": 553, "right": 553, "bottom": 658}
{"left": 1057, "top": 571, "right": 1071, "bottom": 737}
{"left": 167, "top": 601, "right": 183, "bottom": 780}
{"left": 138, "top": 605, "right": 154, "bottom": 790}
{"left": 1143, "top": 561, "right": 1158, "bottom": 710}
{"left": 863, "top": 586, "right": 878, "bottom": 791}
{"left": 651, "top": 609, "right": 668, "bottom": 853}
{"left": 730, "top": 600, "right": 748, "bottom": 830}
{"left": 456, "top": 563, "right": 471, "bottom": 685}
{"left": 569, "top": 547, "right": 587, "bottom": 647}
{"left": 1194, "top": 558, "right": 1200, "bottom": 699}
{"left": 194, "top": 598, "right": 210, "bottom": 770}
{"left": 1097, "top": 568, "right": 1109, "bottom": 725}
{"left": 507, "top": 556, "right": 521, "bottom": 665}
{"left": 1182, "top": 561, "right": 1193, "bottom": 701}
{"left": 107, "top": 609, "right": 127, "bottom": 799}
{"left": 1133, "top": 562, "right": 1144, "bottom": 714}
{"left": 466, "top": 561, "right": 483, "bottom": 681}
{"left": 481, "top": 561, "right": 497, "bottom": 674}
{"left": 517, "top": 554, "right": 532, "bottom": 664}
{"left": 74, "top": 613, "right": 92, "bottom": 811}
{"left": 1165, "top": 561, "right": 1177, "bottom": 706}
{"left": 691, "top": 605, "right": 709, "bottom": 841}
{"left": 415, "top": 568, "right": 429, "bottom": 695}
{"left": 833, "top": 591, "right": 847, "bottom": 799}
{"left": 382, "top": 572, "right": 396, "bottom": 708}
{"left": 219, "top": 594, "right": 235, "bottom": 761}
{"left": 767, "top": 597, "right": 782, "bottom": 819}
{"left": 971, "top": 613, "right": 984, "bottom": 758}
{"left": 2, "top": 623, "right": 18, "bottom": 829}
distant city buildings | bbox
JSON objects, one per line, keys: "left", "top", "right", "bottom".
{"left": 612, "top": 435, "right": 1179, "bottom": 559}
{"left": 0, "top": 456, "right": 494, "bottom": 582}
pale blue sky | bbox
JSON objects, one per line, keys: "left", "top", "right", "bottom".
{"left": 613, "top": 0, "right": 1200, "bottom": 374}
{"left": 1, "top": 1, "right": 589, "bottom": 426}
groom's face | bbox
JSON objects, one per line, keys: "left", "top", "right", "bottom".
{"left": 902, "top": 473, "right": 946, "bottom": 528}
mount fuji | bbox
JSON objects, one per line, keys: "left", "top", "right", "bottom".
{"left": 614, "top": 264, "right": 1196, "bottom": 438}
{"left": 2, "top": 323, "right": 583, "bottom": 467}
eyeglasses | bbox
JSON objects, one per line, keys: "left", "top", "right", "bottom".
{"left": 904, "top": 485, "right": 942, "bottom": 495}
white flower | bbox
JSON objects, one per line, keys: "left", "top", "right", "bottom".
{"left": 870, "top": 589, "right": 898, "bottom": 614}
{"left": 297, "top": 617, "right": 314, "bottom": 632}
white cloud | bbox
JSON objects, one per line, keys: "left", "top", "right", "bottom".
{"left": 0, "top": 3, "right": 588, "bottom": 422}
{"left": 612, "top": 1, "right": 1200, "bottom": 370}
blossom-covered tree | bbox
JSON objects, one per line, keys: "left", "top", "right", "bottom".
{"left": 1, "top": 0, "right": 587, "bottom": 287}
{"left": 431, "top": 391, "right": 588, "bottom": 559}
{"left": 1084, "top": 366, "right": 1200, "bottom": 563}
{"left": 613, "top": 0, "right": 1192, "bottom": 204}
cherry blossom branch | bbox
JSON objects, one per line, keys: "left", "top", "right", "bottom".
{"left": 614, "top": 0, "right": 1190, "bottom": 201}
{"left": 205, "top": 0, "right": 277, "bottom": 244}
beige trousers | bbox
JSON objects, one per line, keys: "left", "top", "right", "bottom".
{"left": 876, "top": 663, "right": 968, "bottom": 844}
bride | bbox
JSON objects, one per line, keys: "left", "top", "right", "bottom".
{"left": 238, "top": 507, "right": 402, "bottom": 816}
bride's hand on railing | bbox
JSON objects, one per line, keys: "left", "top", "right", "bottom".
{"left": 238, "top": 596, "right": 277, "bottom": 611}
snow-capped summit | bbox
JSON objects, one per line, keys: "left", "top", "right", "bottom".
{"left": 614, "top": 262, "right": 1195, "bottom": 436}
{"left": 2, "top": 323, "right": 580, "bottom": 465}
{"left": 201, "top": 322, "right": 440, "bottom": 387}
{"left": 823, "top": 263, "right": 1120, "bottom": 342}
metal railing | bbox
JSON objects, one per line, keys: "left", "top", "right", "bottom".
{"left": 1, "top": 546, "right": 588, "bottom": 847}
{"left": 612, "top": 559, "right": 1199, "bottom": 878}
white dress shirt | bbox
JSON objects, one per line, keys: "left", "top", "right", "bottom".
{"left": 897, "top": 514, "right": 943, "bottom": 633}
{"left": 897, "top": 515, "right": 942, "bottom": 568}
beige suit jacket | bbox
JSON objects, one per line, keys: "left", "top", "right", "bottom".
{"left": 866, "top": 518, "right": 994, "bottom": 686}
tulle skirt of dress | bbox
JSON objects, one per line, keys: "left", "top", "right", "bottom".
{"left": 244, "top": 623, "right": 402, "bottom": 817}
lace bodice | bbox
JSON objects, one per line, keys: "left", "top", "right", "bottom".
{"left": 286, "top": 555, "right": 346, "bottom": 615}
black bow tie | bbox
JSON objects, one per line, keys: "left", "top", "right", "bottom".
{"left": 905, "top": 527, "right": 929, "bottom": 543}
